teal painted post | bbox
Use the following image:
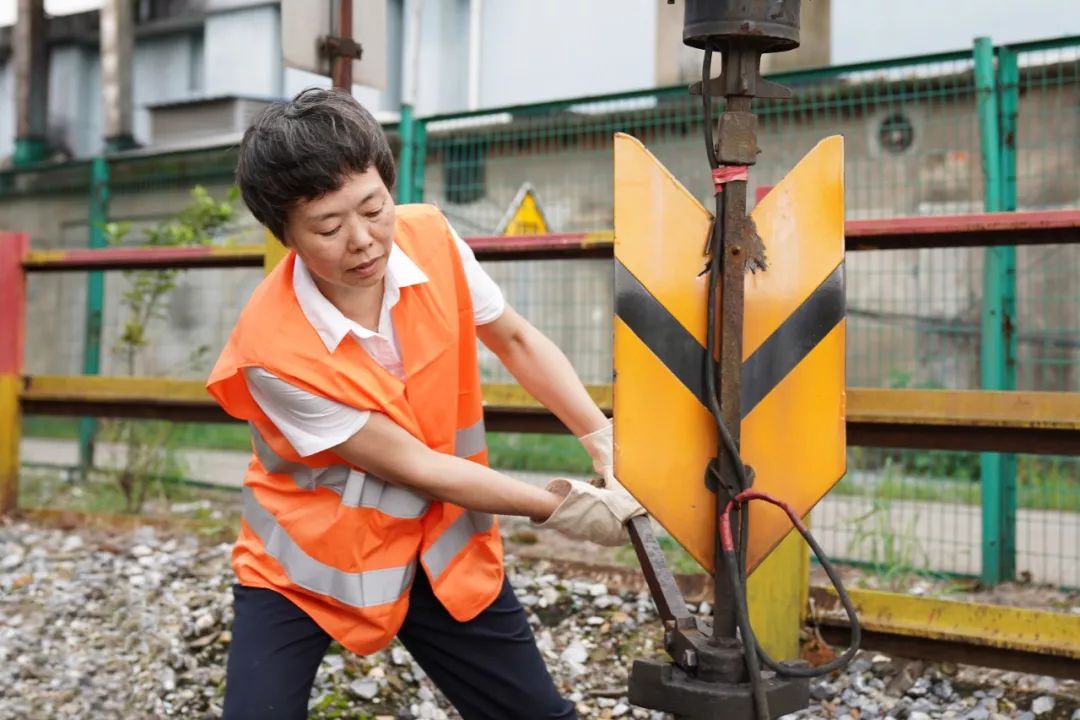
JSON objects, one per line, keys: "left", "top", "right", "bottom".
{"left": 996, "top": 46, "right": 1019, "bottom": 580}
{"left": 79, "top": 157, "right": 109, "bottom": 475}
{"left": 998, "top": 47, "right": 1019, "bottom": 212}
{"left": 13, "top": 139, "right": 48, "bottom": 167}
{"left": 974, "top": 37, "right": 1017, "bottom": 585}
{"left": 398, "top": 104, "right": 415, "bottom": 203}
{"left": 412, "top": 119, "right": 427, "bottom": 202}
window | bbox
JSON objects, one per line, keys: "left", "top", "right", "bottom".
{"left": 878, "top": 112, "right": 915, "bottom": 154}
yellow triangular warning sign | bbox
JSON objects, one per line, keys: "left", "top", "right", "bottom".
{"left": 496, "top": 183, "right": 550, "bottom": 236}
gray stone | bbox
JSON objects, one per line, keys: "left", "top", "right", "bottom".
{"left": 908, "top": 677, "right": 931, "bottom": 697}
{"left": 935, "top": 679, "right": 955, "bottom": 699}
{"left": 0, "top": 514, "right": 1061, "bottom": 720}
{"left": 130, "top": 544, "right": 153, "bottom": 558}
{"left": 1031, "top": 696, "right": 1054, "bottom": 715}
{"left": 560, "top": 642, "right": 588, "bottom": 666}
{"left": 60, "top": 535, "right": 85, "bottom": 553}
{"left": 349, "top": 679, "right": 379, "bottom": 700}
{"left": 849, "top": 656, "right": 873, "bottom": 674}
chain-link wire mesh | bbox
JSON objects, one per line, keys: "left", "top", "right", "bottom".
{"left": 423, "top": 43, "right": 1080, "bottom": 586}
{"left": 4, "top": 40, "right": 1079, "bottom": 584}
{"left": 1008, "top": 39, "right": 1080, "bottom": 588}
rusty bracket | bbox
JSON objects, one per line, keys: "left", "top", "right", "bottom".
{"left": 627, "top": 516, "right": 696, "bottom": 632}
{"left": 319, "top": 35, "right": 364, "bottom": 61}
{"left": 628, "top": 515, "right": 763, "bottom": 682}
{"left": 690, "top": 73, "right": 792, "bottom": 101}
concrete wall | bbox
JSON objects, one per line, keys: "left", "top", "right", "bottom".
{"left": 0, "top": 59, "right": 14, "bottom": 162}
{"left": 132, "top": 33, "right": 204, "bottom": 145}
{"left": 203, "top": 4, "right": 282, "bottom": 99}
{"left": 478, "top": 0, "right": 656, "bottom": 110}
{"left": 0, "top": 2, "right": 276, "bottom": 161}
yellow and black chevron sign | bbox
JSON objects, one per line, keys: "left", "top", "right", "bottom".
{"left": 613, "top": 133, "right": 846, "bottom": 574}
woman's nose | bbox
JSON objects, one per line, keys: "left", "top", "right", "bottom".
{"left": 344, "top": 216, "right": 374, "bottom": 253}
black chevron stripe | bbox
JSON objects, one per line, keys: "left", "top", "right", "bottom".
{"left": 615, "top": 260, "right": 844, "bottom": 420}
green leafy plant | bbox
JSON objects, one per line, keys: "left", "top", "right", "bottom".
{"left": 98, "top": 186, "right": 237, "bottom": 512}
{"left": 845, "top": 463, "right": 931, "bottom": 589}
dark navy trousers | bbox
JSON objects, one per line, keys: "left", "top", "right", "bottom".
{"left": 222, "top": 569, "right": 577, "bottom": 720}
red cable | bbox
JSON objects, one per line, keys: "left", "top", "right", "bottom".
{"left": 718, "top": 489, "right": 808, "bottom": 553}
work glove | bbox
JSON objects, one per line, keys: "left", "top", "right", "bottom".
{"left": 577, "top": 421, "right": 630, "bottom": 497}
{"left": 533, "top": 478, "right": 646, "bottom": 546}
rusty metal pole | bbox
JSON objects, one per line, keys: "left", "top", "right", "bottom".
{"left": 101, "top": 0, "right": 136, "bottom": 152}
{"left": 711, "top": 104, "right": 748, "bottom": 644}
{"left": 331, "top": 0, "right": 354, "bottom": 91}
{"left": 681, "top": 1, "right": 802, "bottom": 654}
{"left": 13, "top": 0, "right": 48, "bottom": 166}
{"left": 627, "top": 3, "right": 809, "bottom": 718}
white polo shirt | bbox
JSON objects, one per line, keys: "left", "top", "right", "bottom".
{"left": 244, "top": 227, "right": 505, "bottom": 457}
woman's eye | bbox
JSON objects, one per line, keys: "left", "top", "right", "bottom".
{"left": 318, "top": 227, "right": 341, "bottom": 237}
{"left": 365, "top": 206, "right": 383, "bottom": 220}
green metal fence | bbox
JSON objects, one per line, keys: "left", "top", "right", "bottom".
{"left": 409, "top": 36, "right": 1080, "bottom": 588}
{"left": 2, "top": 36, "right": 1078, "bottom": 587}
{"left": 1007, "top": 37, "right": 1080, "bottom": 589}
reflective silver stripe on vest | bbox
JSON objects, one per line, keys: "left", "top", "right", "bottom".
{"left": 422, "top": 510, "right": 495, "bottom": 579}
{"left": 250, "top": 425, "right": 430, "bottom": 519}
{"left": 242, "top": 486, "right": 415, "bottom": 608}
{"left": 454, "top": 419, "right": 487, "bottom": 458}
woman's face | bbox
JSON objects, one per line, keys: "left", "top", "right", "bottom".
{"left": 284, "top": 168, "right": 396, "bottom": 293}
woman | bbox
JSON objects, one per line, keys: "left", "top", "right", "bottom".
{"left": 206, "top": 88, "right": 644, "bottom": 719}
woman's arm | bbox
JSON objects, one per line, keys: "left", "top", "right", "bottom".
{"left": 332, "top": 413, "right": 641, "bottom": 545}
{"left": 476, "top": 306, "right": 608, "bottom": 438}
{"left": 331, "top": 411, "right": 562, "bottom": 522}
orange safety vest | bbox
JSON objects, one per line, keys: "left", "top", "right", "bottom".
{"left": 206, "top": 204, "right": 504, "bottom": 655}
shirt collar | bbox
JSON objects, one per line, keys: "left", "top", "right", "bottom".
{"left": 292, "top": 242, "right": 429, "bottom": 352}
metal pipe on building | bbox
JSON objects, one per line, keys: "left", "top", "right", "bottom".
{"left": 100, "top": 0, "right": 136, "bottom": 152}
{"left": 13, "top": 0, "right": 48, "bottom": 166}
{"left": 467, "top": 0, "right": 483, "bottom": 110}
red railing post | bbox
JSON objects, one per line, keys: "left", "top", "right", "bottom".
{"left": 0, "top": 232, "right": 28, "bottom": 514}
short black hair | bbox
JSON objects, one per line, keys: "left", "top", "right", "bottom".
{"left": 236, "top": 88, "right": 396, "bottom": 242}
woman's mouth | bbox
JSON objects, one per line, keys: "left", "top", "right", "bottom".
{"left": 348, "top": 257, "right": 381, "bottom": 278}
